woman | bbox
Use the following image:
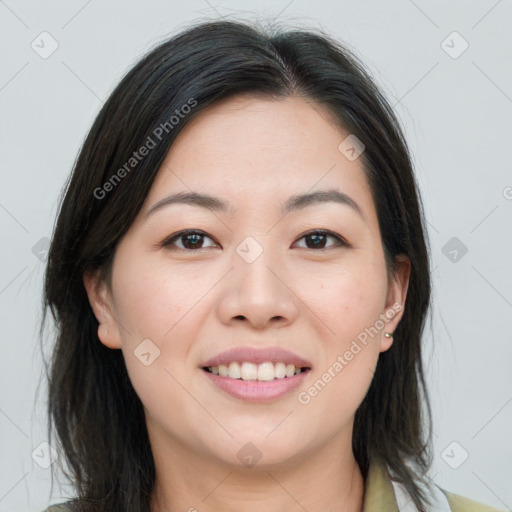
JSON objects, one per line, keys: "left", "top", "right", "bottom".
{"left": 41, "top": 19, "right": 506, "bottom": 512}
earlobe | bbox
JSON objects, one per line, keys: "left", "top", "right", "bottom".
{"left": 380, "top": 331, "right": 394, "bottom": 352}
{"left": 82, "top": 270, "right": 122, "bottom": 349}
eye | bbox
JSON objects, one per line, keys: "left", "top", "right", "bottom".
{"left": 160, "top": 230, "right": 219, "bottom": 250}
{"left": 293, "top": 230, "right": 348, "bottom": 250}
{"left": 160, "top": 229, "right": 348, "bottom": 251}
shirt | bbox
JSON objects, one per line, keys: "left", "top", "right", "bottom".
{"left": 42, "top": 462, "right": 508, "bottom": 512}
{"left": 363, "top": 462, "right": 508, "bottom": 511}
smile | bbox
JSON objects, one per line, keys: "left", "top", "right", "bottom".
{"left": 203, "top": 361, "right": 311, "bottom": 381}
{"left": 202, "top": 364, "right": 312, "bottom": 402}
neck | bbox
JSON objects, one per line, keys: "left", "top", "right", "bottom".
{"left": 149, "top": 427, "right": 365, "bottom": 512}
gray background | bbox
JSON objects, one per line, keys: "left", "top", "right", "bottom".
{"left": 1, "top": 0, "right": 511, "bottom": 510}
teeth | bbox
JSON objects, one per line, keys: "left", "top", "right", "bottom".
{"left": 274, "top": 362, "right": 286, "bottom": 378}
{"left": 257, "top": 362, "right": 274, "bottom": 381}
{"left": 241, "top": 362, "right": 258, "bottom": 380}
{"left": 228, "top": 361, "right": 241, "bottom": 379}
{"left": 207, "top": 362, "right": 307, "bottom": 381}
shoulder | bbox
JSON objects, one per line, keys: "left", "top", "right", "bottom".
{"left": 441, "top": 488, "right": 509, "bottom": 512}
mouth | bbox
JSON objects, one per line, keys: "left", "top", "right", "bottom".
{"left": 202, "top": 362, "right": 311, "bottom": 381}
{"left": 200, "top": 347, "right": 312, "bottom": 402}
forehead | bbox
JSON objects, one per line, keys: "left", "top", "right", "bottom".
{"left": 167, "top": 95, "right": 347, "bottom": 167}
{"left": 141, "top": 95, "right": 375, "bottom": 219}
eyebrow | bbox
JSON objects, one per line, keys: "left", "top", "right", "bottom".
{"left": 145, "top": 189, "right": 364, "bottom": 220}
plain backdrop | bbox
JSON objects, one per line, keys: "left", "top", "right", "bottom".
{"left": 1, "top": 1, "right": 511, "bottom": 510}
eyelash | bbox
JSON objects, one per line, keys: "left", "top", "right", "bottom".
{"left": 160, "top": 229, "right": 349, "bottom": 251}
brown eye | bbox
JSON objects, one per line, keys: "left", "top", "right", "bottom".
{"left": 161, "top": 230, "right": 218, "bottom": 250}
{"left": 294, "top": 230, "right": 348, "bottom": 250}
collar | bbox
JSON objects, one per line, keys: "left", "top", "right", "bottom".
{"left": 362, "top": 462, "right": 400, "bottom": 512}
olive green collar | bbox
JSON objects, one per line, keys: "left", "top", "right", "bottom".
{"left": 362, "top": 462, "right": 399, "bottom": 512}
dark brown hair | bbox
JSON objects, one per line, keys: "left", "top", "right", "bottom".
{"left": 41, "top": 18, "right": 433, "bottom": 511}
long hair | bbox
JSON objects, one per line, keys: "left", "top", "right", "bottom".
{"left": 41, "top": 18, "right": 433, "bottom": 511}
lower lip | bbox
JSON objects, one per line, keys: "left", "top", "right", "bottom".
{"left": 202, "top": 369, "right": 310, "bottom": 402}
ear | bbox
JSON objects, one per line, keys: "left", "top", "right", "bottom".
{"left": 83, "top": 269, "right": 122, "bottom": 349}
{"left": 379, "top": 254, "right": 411, "bottom": 353}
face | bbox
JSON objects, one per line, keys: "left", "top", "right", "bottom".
{"left": 84, "top": 95, "right": 409, "bottom": 471}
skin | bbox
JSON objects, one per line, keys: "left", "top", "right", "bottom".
{"left": 84, "top": 95, "right": 410, "bottom": 512}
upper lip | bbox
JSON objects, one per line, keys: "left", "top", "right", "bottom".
{"left": 201, "top": 347, "right": 312, "bottom": 369}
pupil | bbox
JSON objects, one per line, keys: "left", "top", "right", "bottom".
{"left": 185, "top": 234, "right": 202, "bottom": 249}
{"left": 308, "top": 234, "right": 325, "bottom": 248}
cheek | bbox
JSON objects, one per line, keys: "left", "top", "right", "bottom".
{"left": 108, "top": 256, "right": 201, "bottom": 394}
{"left": 301, "top": 251, "right": 388, "bottom": 345}
{"left": 294, "top": 251, "right": 386, "bottom": 418}
{"left": 111, "top": 252, "right": 207, "bottom": 342}
{"left": 110, "top": 260, "right": 208, "bottom": 433}
{"left": 110, "top": 248, "right": 225, "bottom": 367}
{"left": 297, "top": 289, "right": 382, "bottom": 438}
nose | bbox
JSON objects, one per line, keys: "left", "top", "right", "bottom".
{"left": 216, "top": 246, "right": 299, "bottom": 330}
